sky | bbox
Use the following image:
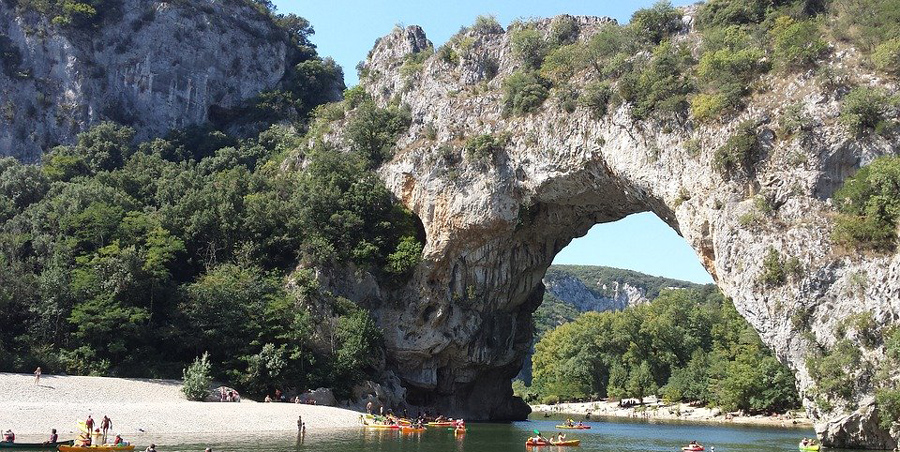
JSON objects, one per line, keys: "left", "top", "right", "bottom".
{"left": 273, "top": 0, "right": 713, "bottom": 284}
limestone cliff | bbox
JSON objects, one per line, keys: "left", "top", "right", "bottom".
{"left": 345, "top": 16, "right": 899, "bottom": 449}
{"left": 0, "top": 0, "right": 294, "bottom": 162}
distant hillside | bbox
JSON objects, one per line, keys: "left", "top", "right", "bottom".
{"left": 535, "top": 265, "right": 702, "bottom": 335}
{"left": 521, "top": 265, "right": 706, "bottom": 383}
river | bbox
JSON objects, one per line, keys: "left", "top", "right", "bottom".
{"left": 150, "top": 415, "right": 817, "bottom": 452}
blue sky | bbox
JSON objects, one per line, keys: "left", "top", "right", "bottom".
{"left": 273, "top": 0, "right": 713, "bottom": 284}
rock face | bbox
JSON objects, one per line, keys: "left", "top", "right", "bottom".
{"left": 0, "top": 0, "right": 291, "bottom": 162}
{"left": 354, "top": 17, "right": 899, "bottom": 449}
{"left": 543, "top": 272, "right": 648, "bottom": 313}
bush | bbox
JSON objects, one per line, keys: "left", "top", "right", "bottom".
{"left": 345, "top": 101, "right": 411, "bottom": 167}
{"left": 691, "top": 93, "right": 730, "bottom": 121}
{"left": 713, "top": 120, "right": 760, "bottom": 176}
{"left": 619, "top": 41, "right": 694, "bottom": 120}
{"left": 760, "top": 247, "right": 786, "bottom": 286}
{"left": 873, "top": 37, "right": 900, "bottom": 76}
{"left": 182, "top": 352, "right": 212, "bottom": 401}
{"left": 697, "top": 0, "right": 771, "bottom": 28}
{"left": 581, "top": 81, "right": 613, "bottom": 118}
{"left": 839, "top": 86, "right": 891, "bottom": 136}
{"left": 584, "top": 24, "right": 637, "bottom": 78}
{"left": 875, "top": 388, "right": 900, "bottom": 431}
{"left": 631, "top": 1, "right": 683, "bottom": 44}
{"left": 540, "top": 44, "right": 584, "bottom": 84}
{"left": 510, "top": 26, "right": 548, "bottom": 70}
{"left": 806, "top": 340, "right": 862, "bottom": 403}
{"left": 549, "top": 15, "right": 580, "bottom": 46}
{"left": 437, "top": 45, "right": 459, "bottom": 66}
{"left": 465, "top": 134, "right": 506, "bottom": 161}
{"left": 472, "top": 15, "right": 503, "bottom": 35}
{"left": 386, "top": 236, "right": 423, "bottom": 276}
{"left": 770, "top": 16, "right": 827, "bottom": 69}
{"left": 833, "top": 156, "right": 900, "bottom": 251}
{"left": 502, "top": 70, "right": 550, "bottom": 116}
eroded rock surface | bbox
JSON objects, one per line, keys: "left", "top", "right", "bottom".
{"left": 0, "top": 0, "right": 291, "bottom": 162}
{"left": 352, "top": 18, "right": 899, "bottom": 448}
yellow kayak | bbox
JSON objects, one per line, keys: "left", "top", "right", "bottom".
{"left": 59, "top": 446, "right": 135, "bottom": 452}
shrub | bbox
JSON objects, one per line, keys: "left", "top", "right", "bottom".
{"left": 510, "top": 26, "right": 548, "bottom": 70}
{"left": 386, "top": 236, "right": 423, "bottom": 276}
{"left": 832, "top": 156, "right": 900, "bottom": 251}
{"left": 619, "top": 41, "right": 694, "bottom": 120}
{"left": 779, "top": 103, "right": 815, "bottom": 137}
{"left": 345, "top": 101, "right": 411, "bottom": 168}
{"left": 182, "top": 352, "right": 212, "bottom": 401}
{"left": 472, "top": 15, "right": 503, "bottom": 34}
{"left": 697, "top": 0, "right": 771, "bottom": 28}
{"left": 760, "top": 247, "right": 786, "bottom": 286}
{"left": 540, "top": 44, "right": 584, "bottom": 84}
{"left": 581, "top": 81, "right": 613, "bottom": 118}
{"left": 400, "top": 46, "right": 434, "bottom": 79}
{"left": 630, "top": 1, "right": 683, "bottom": 45}
{"left": 584, "top": 24, "right": 637, "bottom": 77}
{"left": 806, "top": 340, "right": 862, "bottom": 402}
{"left": 465, "top": 134, "right": 506, "bottom": 161}
{"left": 713, "top": 120, "right": 760, "bottom": 177}
{"left": 502, "top": 70, "right": 549, "bottom": 116}
{"left": 873, "top": 38, "right": 900, "bottom": 76}
{"left": 830, "top": 0, "right": 900, "bottom": 51}
{"left": 549, "top": 15, "right": 580, "bottom": 46}
{"left": 839, "top": 86, "right": 891, "bottom": 136}
{"left": 875, "top": 388, "right": 900, "bottom": 431}
{"left": 437, "top": 45, "right": 459, "bottom": 66}
{"left": 691, "top": 93, "right": 730, "bottom": 121}
{"left": 770, "top": 16, "right": 827, "bottom": 69}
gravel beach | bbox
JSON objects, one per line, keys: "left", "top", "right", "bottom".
{"left": 0, "top": 372, "right": 360, "bottom": 442}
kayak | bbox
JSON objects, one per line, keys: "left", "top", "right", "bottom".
{"left": 550, "top": 440, "right": 581, "bottom": 446}
{"left": 364, "top": 424, "right": 400, "bottom": 430}
{"left": 555, "top": 425, "right": 591, "bottom": 430}
{"left": 59, "top": 446, "right": 135, "bottom": 452}
{"left": 454, "top": 428, "right": 466, "bottom": 434}
{"left": 0, "top": 441, "right": 74, "bottom": 449}
{"left": 400, "top": 426, "right": 425, "bottom": 433}
{"left": 426, "top": 422, "right": 455, "bottom": 427}
{"left": 799, "top": 444, "right": 820, "bottom": 451}
{"left": 526, "top": 439, "right": 549, "bottom": 446}
{"left": 682, "top": 446, "right": 704, "bottom": 451}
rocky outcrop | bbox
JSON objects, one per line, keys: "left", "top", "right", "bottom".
{"left": 0, "top": 0, "right": 292, "bottom": 162}
{"left": 543, "top": 272, "right": 648, "bottom": 313}
{"left": 350, "top": 16, "right": 899, "bottom": 448}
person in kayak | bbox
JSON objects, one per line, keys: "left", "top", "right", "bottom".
{"left": 556, "top": 433, "right": 567, "bottom": 443}
{"left": 144, "top": 444, "right": 157, "bottom": 452}
{"left": 45, "top": 428, "right": 58, "bottom": 444}
{"left": 2, "top": 429, "right": 14, "bottom": 442}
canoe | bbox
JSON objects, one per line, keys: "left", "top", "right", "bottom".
{"left": 799, "top": 445, "right": 820, "bottom": 451}
{"left": 555, "top": 425, "right": 591, "bottom": 430}
{"left": 526, "top": 439, "right": 549, "bottom": 446}
{"left": 59, "top": 446, "right": 135, "bottom": 452}
{"left": 364, "top": 424, "right": 400, "bottom": 430}
{"left": 426, "top": 422, "right": 455, "bottom": 427}
{"left": 682, "top": 446, "right": 704, "bottom": 451}
{"left": 550, "top": 440, "right": 581, "bottom": 446}
{"left": 0, "top": 441, "right": 73, "bottom": 449}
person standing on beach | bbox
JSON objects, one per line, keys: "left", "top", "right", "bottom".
{"left": 101, "top": 416, "right": 112, "bottom": 443}
{"left": 34, "top": 367, "right": 41, "bottom": 385}
{"left": 85, "top": 415, "right": 94, "bottom": 433}
{"left": 297, "top": 416, "right": 302, "bottom": 431}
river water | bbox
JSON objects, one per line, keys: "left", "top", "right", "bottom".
{"left": 152, "top": 415, "right": 817, "bottom": 452}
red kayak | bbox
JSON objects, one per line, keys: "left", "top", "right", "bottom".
{"left": 526, "top": 439, "right": 550, "bottom": 446}
{"left": 682, "top": 446, "right": 704, "bottom": 451}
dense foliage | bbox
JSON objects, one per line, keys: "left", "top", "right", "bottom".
{"left": 527, "top": 287, "right": 799, "bottom": 413}
{"left": 832, "top": 156, "right": 900, "bottom": 251}
{"left": 0, "top": 10, "right": 422, "bottom": 400}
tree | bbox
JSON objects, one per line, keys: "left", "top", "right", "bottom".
{"left": 627, "top": 361, "right": 658, "bottom": 404}
{"left": 182, "top": 352, "right": 212, "bottom": 401}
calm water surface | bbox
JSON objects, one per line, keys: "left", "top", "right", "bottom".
{"left": 154, "top": 415, "right": 819, "bottom": 452}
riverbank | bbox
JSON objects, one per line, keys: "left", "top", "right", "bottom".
{"left": 531, "top": 397, "right": 812, "bottom": 428}
{"left": 0, "top": 372, "right": 360, "bottom": 442}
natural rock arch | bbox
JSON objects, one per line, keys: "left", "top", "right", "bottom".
{"left": 347, "top": 17, "right": 900, "bottom": 449}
